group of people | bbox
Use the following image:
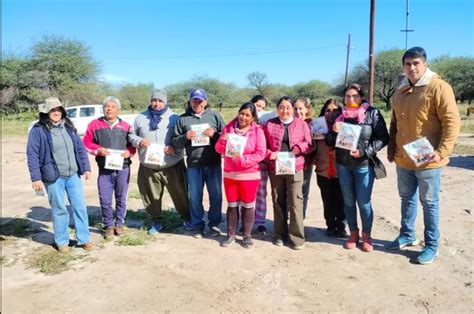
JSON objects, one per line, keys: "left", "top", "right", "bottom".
{"left": 27, "top": 46, "right": 460, "bottom": 264}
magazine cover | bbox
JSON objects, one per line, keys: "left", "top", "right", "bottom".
{"left": 191, "top": 123, "right": 210, "bottom": 147}
{"left": 225, "top": 133, "right": 247, "bottom": 157}
{"left": 275, "top": 152, "right": 296, "bottom": 175}
{"left": 311, "top": 117, "right": 328, "bottom": 139}
{"left": 335, "top": 122, "right": 362, "bottom": 151}
{"left": 403, "top": 137, "right": 435, "bottom": 166}
{"left": 144, "top": 143, "right": 165, "bottom": 166}
{"left": 104, "top": 149, "right": 125, "bottom": 170}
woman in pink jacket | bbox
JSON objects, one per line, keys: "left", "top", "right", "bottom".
{"left": 215, "top": 102, "right": 266, "bottom": 248}
{"left": 264, "top": 96, "right": 312, "bottom": 250}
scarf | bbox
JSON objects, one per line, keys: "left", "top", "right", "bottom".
{"left": 399, "top": 68, "right": 435, "bottom": 90}
{"left": 327, "top": 148, "right": 337, "bottom": 179}
{"left": 336, "top": 101, "right": 369, "bottom": 124}
{"left": 148, "top": 105, "right": 168, "bottom": 131}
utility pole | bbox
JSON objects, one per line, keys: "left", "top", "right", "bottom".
{"left": 368, "top": 0, "right": 376, "bottom": 105}
{"left": 400, "top": 0, "right": 414, "bottom": 50}
{"left": 344, "top": 33, "right": 351, "bottom": 86}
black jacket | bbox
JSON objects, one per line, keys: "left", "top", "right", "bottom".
{"left": 326, "top": 106, "right": 389, "bottom": 168}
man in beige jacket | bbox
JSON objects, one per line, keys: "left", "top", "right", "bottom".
{"left": 386, "top": 47, "right": 460, "bottom": 264}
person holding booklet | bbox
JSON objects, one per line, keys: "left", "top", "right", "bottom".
{"left": 263, "top": 96, "right": 312, "bottom": 250}
{"left": 326, "top": 84, "right": 389, "bottom": 252}
{"left": 129, "top": 89, "right": 191, "bottom": 235}
{"left": 386, "top": 47, "right": 460, "bottom": 264}
{"left": 312, "top": 99, "right": 347, "bottom": 238}
{"left": 83, "top": 96, "right": 136, "bottom": 239}
{"left": 253, "top": 95, "right": 274, "bottom": 235}
{"left": 215, "top": 102, "right": 266, "bottom": 248}
{"left": 172, "top": 88, "right": 225, "bottom": 238}
{"left": 27, "top": 97, "right": 94, "bottom": 253}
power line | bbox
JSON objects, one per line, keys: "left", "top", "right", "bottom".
{"left": 97, "top": 44, "right": 346, "bottom": 60}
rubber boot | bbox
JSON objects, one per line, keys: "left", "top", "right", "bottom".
{"left": 344, "top": 230, "right": 360, "bottom": 249}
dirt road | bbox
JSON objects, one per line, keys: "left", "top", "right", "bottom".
{"left": 1, "top": 136, "right": 473, "bottom": 313}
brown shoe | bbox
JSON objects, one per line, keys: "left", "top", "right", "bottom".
{"left": 105, "top": 226, "right": 115, "bottom": 239}
{"left": 81, "top": 242, "right": 94, "bottom": 251}
{"left": 57, "top": 245, "right": 70, "bottom": 253}
{"left": 115, "top": 225, "right": 126, "bottom": 236}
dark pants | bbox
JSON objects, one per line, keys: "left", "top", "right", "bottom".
{"left": 98, "top": 167, "right": 130, "bottom": 228}
{"left": 137, "top": 161, "right": 191, "bottom": 223}
{"left": 316, "top": 174, "right": 345, "bottom": 230}
{"left": 269, "top": 171, "right": 305, "bottom": 246}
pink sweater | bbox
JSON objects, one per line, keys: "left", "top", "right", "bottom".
{"left": 215, "top": 119, "right": 266, "bottom": 180}
{"left": 263, "top": 117, "right": 312, "bottom": 172}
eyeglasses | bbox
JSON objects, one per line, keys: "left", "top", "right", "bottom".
{"left": 344, "top": 94, "right": 361, "bottom": 100}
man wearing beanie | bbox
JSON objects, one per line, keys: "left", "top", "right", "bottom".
{"left": 129, "top": 89, "right": 191, "bottom": 235}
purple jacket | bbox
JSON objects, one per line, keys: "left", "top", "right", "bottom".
{"left": 27, "top": 123, "right": 91, "bottom": 182}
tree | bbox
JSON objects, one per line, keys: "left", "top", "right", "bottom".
{"left": 291, "top": 80, "right": 332, "bottom": 105}
{"left": 166, "top": 75, "right": 242, "bottom": 110}
{"left": 0, "top": 54, "right": 50, "bottom": 114}
{"left": 30, "top": 35, "right": 99, "bottom": 105}
{"left": 344, "top": 49, "right": 404, "bottom": 109}
{"left": 431, "top": 56, "right": 474, "bottom": 103}
{"left": 118, "top": 83, "right": 154, "bottom": 112}
{"left": 247, "top": 71, "right": 269, "bottom": 95}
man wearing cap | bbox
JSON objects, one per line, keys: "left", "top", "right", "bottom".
{"left": 83, "top": 96, "right": 136, "bottom": 239}
{"left": 129, "top": 89, "right": 191, "bottom": 235}
{"left": 172, "top": 88, "right": 225, "bottom": 238}
{"left": 27, "top": 97, "right": 94, "bottom": 252}
{"left": 387, "top": 47, "right": 460, "bottom": 264}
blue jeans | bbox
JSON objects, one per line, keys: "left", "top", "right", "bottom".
{"left": 396, "top": 166, "right": 442, "bottom": 248}
{"left": 336, "top": 164, "right": 375, "bottom": 233}
{"left": 187, "top": 165, "right": 222, "bottom": 230}
{"left": 44, "top": 174, "right": 90, "bottom": 246}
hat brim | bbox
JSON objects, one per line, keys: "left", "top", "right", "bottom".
{"left": 190, "top": 96, "right": 206, "bottom": 101}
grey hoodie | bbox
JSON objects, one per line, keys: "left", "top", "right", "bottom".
{"left": 129, "top": 107, "right": 184, "bottom": 170}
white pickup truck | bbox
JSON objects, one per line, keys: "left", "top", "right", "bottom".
{"left": 28, "top": 104, "right": 138, "bottom": 136}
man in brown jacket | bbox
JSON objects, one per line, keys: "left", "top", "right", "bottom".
{"left": 386, "top": 47, "right": 460, "bottom": 264}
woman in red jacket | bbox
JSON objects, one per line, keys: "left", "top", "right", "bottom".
{"left": 215, "top": 102, "right": 266, "bottom": 248}
{"left": 264, "top": 96, "right": 312, "bottom": 250}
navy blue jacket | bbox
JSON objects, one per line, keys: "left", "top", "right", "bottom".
{"left": 27, "top": 123, "right": 91, "bottom": 182}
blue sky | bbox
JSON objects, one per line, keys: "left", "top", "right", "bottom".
{"left": 2, "top": 0, "right": 473, "bottom": 88}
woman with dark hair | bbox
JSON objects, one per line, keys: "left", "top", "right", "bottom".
{"left": 27, "top": 97, "right": 94, "bottom": 253}
{"left": 215, "top": 102, "right": 266, "bottom": 248}
{"left": 326, "top": 84, "right": 389, "bottom": 252}
{"left": 313, "top": 99, "right": 346, "bottom": 237}
{"left": 264, "top": 96, "right": 312, "bottom": 250}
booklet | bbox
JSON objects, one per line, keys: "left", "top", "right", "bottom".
{"left": 191, "top": 123, "right": 210, "bottom": 147}
{"left": 225, "top": 133, "right": 247, "bottom": 157}
{"left": 403, "top": 137, "right": 435, "bottom": 166}
{"left": 335, "top": 122, "right": 362, "bottom": 151}
{"left": 104, "top": 149, "right": 125, "bottom": 170}
{"left": 35, "top": 188, "right": 47, "bottom": 197}
{"left": 144, "top": 143, "right": 165, "bottom": 166}
{"left": 311, "top": 117, "right": 329, "bottom": 139}
{"left": 275, "top": 152, "right": 296, "bottom": 175}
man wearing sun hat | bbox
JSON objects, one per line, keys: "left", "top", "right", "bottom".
{"left": 172, "top": 88, "right": 225, "bottom": 238}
